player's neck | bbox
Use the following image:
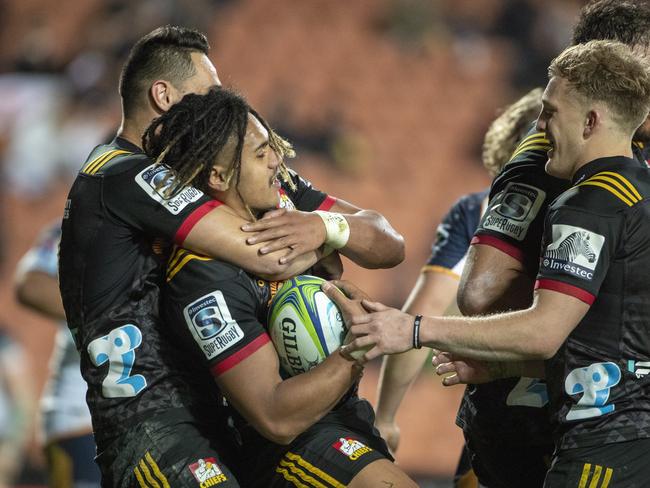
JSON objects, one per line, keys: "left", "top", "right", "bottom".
{"left": 573, "top": 135, "right": 633, "bottom": 177}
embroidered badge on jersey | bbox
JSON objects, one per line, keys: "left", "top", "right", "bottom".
{"left": 183, "top": 291, "right": 244, "bottom": 360}
{"left": 278, "top": 189, "right": 296, "bottom": 210}
{"left": 480, "top": 182, "right": 546, "bottom": 241}
{"left": 135, "top": 163, "right": 204, "bottom": 215}
{"left": 332, "top": 438, "right": 373, "bottom": 461}
{"left": 188, "top": 457, "right": 228, "bottom": 486}
{"left": 541, "top": 225, "right": 605, "bottom": 281}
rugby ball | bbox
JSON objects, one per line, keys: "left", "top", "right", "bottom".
{"left": 268, "top": 275, "right": 346, "bottom": 376}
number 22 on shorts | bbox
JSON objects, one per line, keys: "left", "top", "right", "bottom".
{"left": 88, "top": 325, "right": 147, "bottom": 398}
{"left": 565, "top": 362, "right": 621, "bottom": 421}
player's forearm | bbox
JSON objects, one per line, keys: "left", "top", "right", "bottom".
{"left": 419, "top": 307, "right": 560, "bottom": 362}
{"left": 263, "top": 351, "right": 362, "bottom": 444}
{"left": 255, "top": 249, "right": 320, "bottom": 281}
{"left": 457, "top": 246, "right": 534, "bottom": 316}
{"left": 375, "top": 349, "right": 429, "bottom": 423}
{"left": 14, "top": 272, "right": 67, "bottom": 321}
{"left": 339, "top": 210, "right": 405, "bottom": 269}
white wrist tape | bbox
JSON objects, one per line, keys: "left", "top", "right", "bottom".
{"left": 314, "top": 211, "right": 350, "bottom": 249}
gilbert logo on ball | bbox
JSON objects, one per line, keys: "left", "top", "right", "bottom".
{"left": 268, "top": 275, "right": 346, "bottom": 376}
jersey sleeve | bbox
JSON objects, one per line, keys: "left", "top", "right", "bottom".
{"left": 281, "top": 168, "right": 334, "bottom": 211}
{"left": 165, "top": 263, "right": 270, "bottom": 378}
{"left": 102, "top": 159, "right": 222, "bottom": 245}
{"left": 425, "top": 193, "right": 484, "bottom": 277}
{"left": 535, "top": 206, "right": 621, "bottom": 305}
{"left": 16, "top": 222, "right": 61, "bottom": 278}
{"left": 472, "top": 127, "right": 567, "bottom": 274}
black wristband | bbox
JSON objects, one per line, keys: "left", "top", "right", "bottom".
{"left": 413, "top": 315, "right": 423, "bottom": 349}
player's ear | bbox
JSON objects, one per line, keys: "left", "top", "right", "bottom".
{"left": 149, "top": 80, "right": 180, "bottom": 114}
{"left": 208, "top": 164, "right": 232, "bottom": 192}
{"left": 583, "top": 109, "right": 600, "bottom": 138}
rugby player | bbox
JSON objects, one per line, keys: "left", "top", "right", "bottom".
{"left": 15, "top": 223, "right": 100, "bottom": 487}
{"left": 151, "top": 87, "right": 417, "bottom": 488}
{"left": 335, "top": 39, "right": 650, "bottom": 487}
{"left": 443, "top": 1, "right": 650, "bottom": 486}
{"left": 59, "top": 26, "right": 404, "bottom": 486}
{"left": 372, "top": 88, "right": 544, "bottom": 487}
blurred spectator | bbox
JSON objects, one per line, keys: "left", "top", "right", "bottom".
{"left": 0, "top": 326, "right": 35, "bottom": 488}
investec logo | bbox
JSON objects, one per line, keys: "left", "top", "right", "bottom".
{"left": 542, "top": 224, "right": 604, "bottom": 281}
{"left": 481, "top": 183, "right": 545, "bottom": 241}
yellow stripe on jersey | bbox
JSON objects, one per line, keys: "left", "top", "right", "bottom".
{"left": 145, "top": 452, "right": 170, "bottom": 488}
{"left": 421, "top": 264, "right": 460, "bottom": 279}
{"left": 597, "top": 171, "right": 643, "bottom": 201}
{"left": 586, "top": 175, "right": 638, "bottom": 203}
{"left": 134, "top": 466, "right": 150, "bottom": 488}
{"left": 600, "top": 467, "right": 613, "bottom": 488}
{"left": 275, "top": 466, "right": 311, "bottom": 488}
{"left": 285, "top": 452, "right": 344, "bottom": 488}
{"left": 138, "top": 459, "right": 161, "bottom": 488}
{"left": 278, "top": 459, "right": 329, "bottom": 488}
{"left": 167, "top": 247, "right": 188, "bottom": 274}
{"left": 508, "top": 132, "right": 550, "bottom": 161}
{"left": 83, "top": 149, "right": 131, "bottom": 175}
{"left": 166, "top": 250, "right": 212, "bottom": 282}
{"left": 578, "top": 181, "right": 635, "bottom": 207}
{"left": 578, "top": 463, "right": 592, "bottom": 488}
{"left": 588, "top": 464, "right": 603, "bottom": 488}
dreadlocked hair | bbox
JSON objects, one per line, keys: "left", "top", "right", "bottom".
{"left": 482, "top": 87, "right": 543, "bottom": 176}
{"left": 142, "top": 87, "right": 297, "bottom": 201}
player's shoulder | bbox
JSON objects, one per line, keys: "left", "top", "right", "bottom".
{"left": 165, "top": 248, "right": 254, "bottom": 294}
{"left": 79, "top": 139, "right": 150, "bottom": 177}
{"left": 556, "top": 159, "right": 648, "bottom": 215}
{"left": 455, "top": 189, "right": 489, "bottom": 213}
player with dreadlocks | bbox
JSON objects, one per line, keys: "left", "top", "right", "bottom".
{"left": 152, "top": 87, "right": 417, "bottom": 488}
{"left": 59, "top": 26, "right": 404, "bottom": 486}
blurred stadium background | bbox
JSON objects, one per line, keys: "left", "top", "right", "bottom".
{"left": 0, "top": 0, "right": 584, "bottom": 485}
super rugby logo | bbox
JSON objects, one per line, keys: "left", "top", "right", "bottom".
{"left": 332, "top": 438, "right": 373, "bottom": 461}
{"left": 189, "top": 457, "right": 228, "bottom": 487}
{"left": 480, "top": 183, "right": 545, "bottom": 241}
{"left": 541, "top": 225, "right": 604, "bottom": 281}
{"left": 183, "top": 291, "right": 243, "bottom": 360}
{"left": 135, "top": 163, "right": 203, "bottom": 215}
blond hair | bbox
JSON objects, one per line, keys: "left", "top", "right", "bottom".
{"left": 482, "top": 88, "right": 543, "bottom": 176}
{"left": 549, "top": 40, "right": 650, "bottom": 133}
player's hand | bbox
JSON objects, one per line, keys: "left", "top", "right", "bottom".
{"left": 241, "top": 209, "right": 327, "bottom": 264}
{"left": 311, "top": 251, "right": 343, "bottom": 280}
{"left": 342, "top": 301, "right": 414, "bottom": 361}
{"left": 432, "top": 352, "right": 494, "bottom": 386}
{"left": 375, "top": 418, "right": 400, "bottom": 453}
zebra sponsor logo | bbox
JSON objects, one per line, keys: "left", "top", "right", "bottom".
{"left": 541, "top": 225, "right": 604, "bottom": 281}
{"left": 480, "top": 183, "right": 545, "bottom": 241}
{"left": 183, "top": 291, "right": 243, "bottom": 360}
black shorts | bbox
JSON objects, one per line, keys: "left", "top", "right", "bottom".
{"left": 45, "top": 433, "right": 101, "bottom": 487}
{"left": 464, "top": 432, "right": 553, "bottom": 488}
{"left": 96, "top": 409, "right": 240, "bottom": 488}
{"left": 240, "top": 397, "right": 393, "bottom": 488}
{"left": 544, "top": 437, "right": 650, "bottom": 488}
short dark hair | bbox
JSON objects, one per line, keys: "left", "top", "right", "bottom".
{"left": 119, "top": 26, "right": 210, "bottom": 118}
{"left": 572, "top": 0, "right": 650, "bottom": 46}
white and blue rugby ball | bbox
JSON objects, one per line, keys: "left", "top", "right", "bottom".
{"left": 268, "top": 275, "right": 346, "bottom": 376}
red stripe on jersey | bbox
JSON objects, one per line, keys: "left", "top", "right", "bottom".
{"left": 174, "top": 200, "right": 223, "bottom": 245}
{"left": 317, "top": 195, "right": 336, "bottom": 211}
{"left": 535, "top": 279, "right": 595, "bottom": 305}
{"left": 470, "top": 235, "right": 525, "bottom": 263}
{"left": 210, "top": 333, "right": 271, "bottom": 376}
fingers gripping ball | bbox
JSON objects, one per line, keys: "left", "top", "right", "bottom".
{"left": 268, "top": 275, "right": 346, "bottom": 376}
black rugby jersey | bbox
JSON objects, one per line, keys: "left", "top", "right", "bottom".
{"left": 536, "top": 156, "right": 650, "bottom": 451}
{"left": 59, "top": 136, "right": 330, "bottom": 451}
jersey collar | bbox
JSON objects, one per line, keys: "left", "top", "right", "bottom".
{"left": 572, "top": 156, "right": 637, "bottom": 186}
{"left": 113, "top": 136, "right": 143, "bottom": 154}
